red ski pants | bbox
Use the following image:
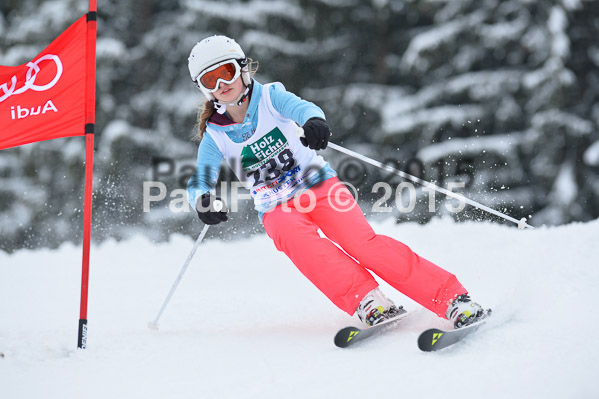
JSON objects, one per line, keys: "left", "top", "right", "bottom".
{"left": 262, "top": 177, "right": 467, "bottom": 317}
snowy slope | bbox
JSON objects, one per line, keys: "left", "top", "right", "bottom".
{"left": 1, "top": 219, "right": 598, "bottom": 399}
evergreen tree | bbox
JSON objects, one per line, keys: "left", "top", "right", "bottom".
{"left": 1, "top": 0, "right": 598, "bottom": 252}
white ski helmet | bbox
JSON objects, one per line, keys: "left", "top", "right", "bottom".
{"left": 188, "top": 35, "right": 251, "bottom": 100}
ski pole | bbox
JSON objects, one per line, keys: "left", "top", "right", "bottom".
{"left": 148, "top": 222, "right": 211, "bottom": 330}
{"left": 297, "top": 128, "right": 533, "bottom": 229}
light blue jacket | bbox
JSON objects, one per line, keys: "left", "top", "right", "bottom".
{"left": 187, "top": 80, "right": 336, "bottom": 221}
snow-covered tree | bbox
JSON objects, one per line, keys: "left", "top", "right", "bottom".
{"left": 1, "top": 0, "right": 598, "bottom": 252}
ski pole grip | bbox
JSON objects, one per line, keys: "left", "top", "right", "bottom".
{"left": 213, "top": 199, "right": 224, "bottom": 213}
{"left": 296, "top": 127, "right": 305, "bottom": 138}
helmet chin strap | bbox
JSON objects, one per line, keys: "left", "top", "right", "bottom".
{"left": 212, "top": 80, "right": 253, "bottom": 115}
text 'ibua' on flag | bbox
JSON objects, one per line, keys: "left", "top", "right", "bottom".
{"left": 0, "top": 15, "right": 88, "bottom": 150}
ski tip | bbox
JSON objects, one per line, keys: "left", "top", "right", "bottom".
{"left": 417, "top": 318, "right": 488, "bottom": 352}
{"left": 417, "top": 328, "right": 444, "bottom": 352}
{"left": 334, "top": 326, "right": 362, "bottom": 348}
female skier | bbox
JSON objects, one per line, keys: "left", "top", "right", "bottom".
{"left": 186, "top": 35, "right": 488, "bottom": 329}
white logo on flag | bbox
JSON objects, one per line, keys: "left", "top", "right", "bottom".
{"left": 0, "top": 54, "right": 63, "bottom": 103}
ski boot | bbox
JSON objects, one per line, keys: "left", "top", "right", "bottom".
{"left": 446, "top": 294, "right": 490, "bottom": 329}
{"left": 356, "top": 287, "right": 402, "bottom": 327}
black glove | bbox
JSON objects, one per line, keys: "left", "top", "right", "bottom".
{"left": 300, "top": 117, "right": 330, "bottom": 150}
{"left": 196, "top": 193, "right": 228, "bottom": 225}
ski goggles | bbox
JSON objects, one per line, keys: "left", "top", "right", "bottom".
{"left": 197, "top": 60, "right": 242, "bottom": 93}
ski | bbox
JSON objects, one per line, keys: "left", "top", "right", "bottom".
{"left": 334, "top": 308, "right": 409, "bottom": 348}
{"left": 417, "top": 319, "right": 487, "bottom": 352}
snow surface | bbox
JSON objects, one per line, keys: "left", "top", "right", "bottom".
{"left": 1, "top": 218, "right": 598, "bottom": 399}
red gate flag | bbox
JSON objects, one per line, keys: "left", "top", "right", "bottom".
{"left": 0, "top": 0, "right": 97, "bottom": 350}
{"left": 0, "top": 15, "right": 88, "bottom": 149}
